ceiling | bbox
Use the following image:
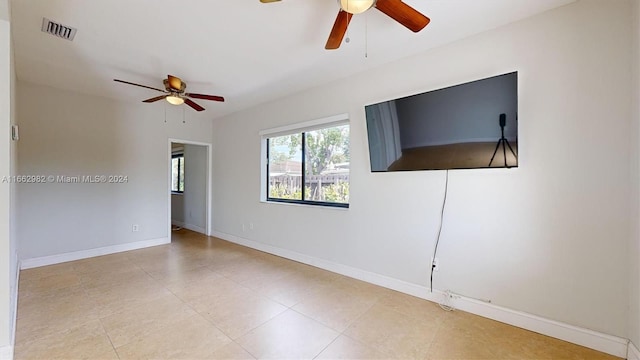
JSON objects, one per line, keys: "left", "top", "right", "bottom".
{"left": 10, "top": 0, "right": 574, "bottom": 119}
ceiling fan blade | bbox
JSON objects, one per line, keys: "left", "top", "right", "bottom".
{"left": 114, "top": 79, "right": 166, "bottom": 93}
{"left": 325, "top": 10, "right": 353, "bottom": 50}
{"left": 260, "top": 0, "right": 281, "bottom": 2}
{"left": 142, "top": 95, "right": 167, "bottom": 103}
{"left": 184, "top": 98, "right": 205, "bottom": 112}
{"left": 375, "top": 0, "right": 430, "bottom": 32}
{"left": 185, "top": 93, "right": 225, "bottom": 102}
{"left": 167, "top": 75, "right": 183, "bottom": 91}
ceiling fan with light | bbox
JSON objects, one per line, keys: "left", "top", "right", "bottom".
{"left": 113, "top": 75, "right": 224, "bottom": 112}
{"left": 260, "top": 0, "right": 430, "bottom": 50}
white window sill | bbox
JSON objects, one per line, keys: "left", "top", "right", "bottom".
{"left": 259, "top": 199, "right": 349, "bottom": 211}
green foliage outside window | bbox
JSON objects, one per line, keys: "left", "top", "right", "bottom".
{"left": 267, "top": 124, "right": 350, "bottom": 206}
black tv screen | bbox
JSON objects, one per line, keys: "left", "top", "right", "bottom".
{"left": 365, "top": 72, "right": 518, "bottom": 172}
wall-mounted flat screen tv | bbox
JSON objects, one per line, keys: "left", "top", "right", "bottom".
{"left": 365, "top": 72, "right": 518, "bottom": 172}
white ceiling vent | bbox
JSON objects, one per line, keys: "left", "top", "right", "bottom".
{"left": 41, "top": 18, "right": 77, "bottom": 41}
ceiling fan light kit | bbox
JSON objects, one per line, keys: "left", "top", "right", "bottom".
{"left": 166, "top": 95, "right": 185, "bottom": 106}
{"left": 339, "top": 0, "right": 376, "bottom": 14}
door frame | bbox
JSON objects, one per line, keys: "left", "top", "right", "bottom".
{"left": 168, "top": 138, "right": 213, "bottom": 238}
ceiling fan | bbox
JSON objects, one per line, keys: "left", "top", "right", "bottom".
{"left": 113, "top": 75, "right": 225, "bottom": 112}
{"left": 260, "top": 0, "right": 430, "bottom": 50}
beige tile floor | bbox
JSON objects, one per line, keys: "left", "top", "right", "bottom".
{"left": 15, "top": 229, "right": 619, "bottom": 360}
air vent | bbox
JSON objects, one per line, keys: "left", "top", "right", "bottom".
{"left": 41, "top": 18, "right": 77, "bottom": 41}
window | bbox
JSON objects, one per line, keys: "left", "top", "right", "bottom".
{"left": 171, "top": 154, "right": 184, "bottom": 193}
{"left": 264, "top": 117, "right": 349, "bottom": 208}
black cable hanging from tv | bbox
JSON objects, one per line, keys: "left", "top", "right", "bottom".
{"left": 430, "top": 169, "right": 449, "bottom": 293}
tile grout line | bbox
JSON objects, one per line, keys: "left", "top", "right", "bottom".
{"left": 98, "top": 317, "right": 122, "bottom": 360}
{"left": 422, "top": 311, "right": 449, "bottom": 359}
{"left": 183, "top": 239, "right": 263, "bottom": 359}
{"left": 232, "top": 339, "right": 260, "bottom": 360}
{"left": 198, "top": 243, "right": 389, "bottom": 359}
{"left": 199, "top": 236, "right": 343, "bottom": 359}
{"left": 116, "top": 242, "right": 233, "bottom": 352}
{"left": 311, "top": 334, "right": 342, "bottom": 360}
{"left": 334, "top": 293, "right": 398, "bottom": 359}
{"left": 155, "top": 242, "right": 277, "bottom": 357}
{"left": 77, "top": 262, "right": 122, "bottom": 359}
{"left": 77, "top": 253, "right": 183, "bottom": 353}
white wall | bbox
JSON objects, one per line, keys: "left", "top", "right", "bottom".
{"left": 0, "top": 0, "right": 6, "bottom": 22}
{"left": 631, "top": 0, "right": 640, "bottom": 350}
{"left": 212, "top": 0, "right": 631, "bottom": 338}
{"left": 0, "top": 10, "right": 11, "bottom": 352}
{"left": 0, "top": 0, "right": 17, "bottom": 354}
{"left": 17, "top": 82, "right": 214, "bottom": 260}
{"left": 394, "top": 72, "right": 517, "bottom": 148}
{"left": 8, "top": 2, "right": 17, "bottom": 350}
{"left": 182, "top": 144, "right": 207, "bottom": 232}
{"left": 171, "top": 194, "right": 184, "bottom": 223}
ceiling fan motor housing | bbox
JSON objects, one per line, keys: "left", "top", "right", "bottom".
{"left": 163, "top": 78, "right": 186, "bottom": 93}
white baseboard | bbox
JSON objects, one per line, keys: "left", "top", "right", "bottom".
{"left": 629, "top": 341, "right": 640, "bottom": 360}
{"left": 20, "top": 237, "right": 170, "bottom": 269}
{"left": 212, "top": 231, "right": 629, "bottom": 358}
{"left": 171, "top": 220, "right": 185, "bottom": 227}
{"left": 172, "top": 221, "right": 205, "bottom": 235}
{"left": 0, "top": 345, "right": 13, "bottom": 360}
{"left": 447, "top": 293, "right": 628, "bottom": 358}
{"left": 10, "top": 257, "right": 20, "bottom": 353}
{"left": 183, "top": 224, "right": 206, "bottom": 234}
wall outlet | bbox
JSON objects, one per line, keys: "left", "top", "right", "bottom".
{"left": 132, "top": 224, "right": 139, "bottom": 232}
{"left": 431, "top": 257, "right": 439, "bottom": 272}
{"left": 249, "top": 222, "right": 254, "bottom": 230}
{"left": 242, "top": 224, "right": 246, "bottom": 232}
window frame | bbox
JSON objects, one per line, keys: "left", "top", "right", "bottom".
{"left": 171, "top": 153, "right": 185, "bottom": 194}
{"left": 260, "top": 113, "right": 350, "bottom": 209}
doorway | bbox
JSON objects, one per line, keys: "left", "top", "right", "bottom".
{"left": 168, "top": 139, "right": 212, "bottom": 238}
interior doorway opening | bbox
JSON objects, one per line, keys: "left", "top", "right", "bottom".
{"left": 168, "top": 139, "right": 212, "bottom": 238}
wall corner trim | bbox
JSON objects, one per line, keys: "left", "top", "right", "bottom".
{"left": 10, "top": 258, "right": 19, "bottom": 353}
{"left": 20, "top": 237, "right": 170, "bottom": 269}
{"left": 629, "top": 341, "right": 640, "bottom": 360}
{"left": 212, "top": 231, "right": 629, "bottom": 358}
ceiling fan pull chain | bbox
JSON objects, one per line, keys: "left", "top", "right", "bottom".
{"left": 365, "top": 11, "right": 368, "bottom": 58}
{"left": 164, "top": 102, "right": 167, "bottom": 123}
{"left": 182, "top": 106, "right": 186, "bottom": 124}
{"left": 345, "top": 0, "right": 350, "bottom": 44}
